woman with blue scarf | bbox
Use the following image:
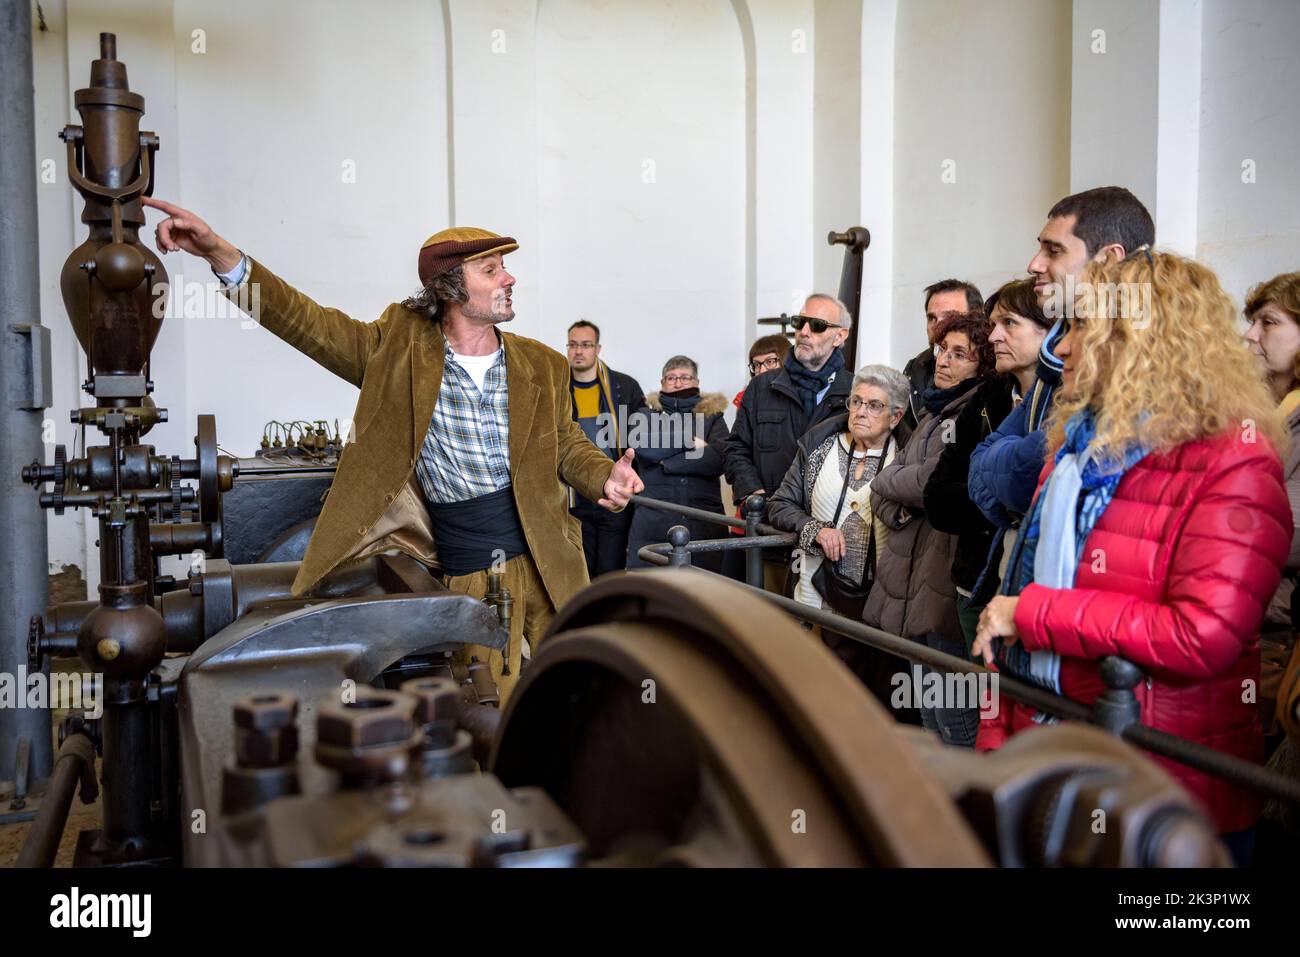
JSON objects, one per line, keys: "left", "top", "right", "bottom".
{"left": 972, "top": 251, "right": 1292, "bottom": 861}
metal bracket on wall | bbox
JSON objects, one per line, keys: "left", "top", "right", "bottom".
{"left": 10, "top": 323, "right": 52, "bottom": 410}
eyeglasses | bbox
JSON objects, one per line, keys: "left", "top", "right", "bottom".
{"left": 567, "top": 341, "right": 598, "bottom": 350}
{"left": 663, "top": 373, "right": 698, "bottom": 385}
{"left": 847, "top": 397, "right": 889, "bottom": 415}
{"left": 749, "top": 356, "right": 782, "bottom": 375}
{"left": 791, "top": 315, "right": 844, "bottom": 335}
{"left": 934, "top": 345, "right": 975, "bottom": 363}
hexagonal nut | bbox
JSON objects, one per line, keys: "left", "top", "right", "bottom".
{"left": 400, "top": 676, "right": 462, "bottom": 725}
{"left": 233, "top": 693, "right": 299, "bottom": 731}
{"left": 316, "top": 688, "right": 417, "bottom": 750}
{"left": 235, "top": 724, "right": 299, "bottom": 768}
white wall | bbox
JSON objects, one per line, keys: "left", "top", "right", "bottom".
{"left": 812, "top": 0, "right": 861, "bottom": 297}
{"left": 534, "top": 0, "right": 745, "bottom": 393}
{"left": 891, "top": 0, "right": 1072, "bottom": 366}
{"left": 1196, "top": 0, "right": 1300, "bottom": 307}
{"left": 1070, "top": 0, "right": 1159, "bottom": 204}
{"left": 26, "top": 0, "right": 1300, "bottom": 586}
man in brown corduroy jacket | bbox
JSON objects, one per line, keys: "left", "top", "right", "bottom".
{"left": 142, "top": 197, "right": 643, "bottom": 701}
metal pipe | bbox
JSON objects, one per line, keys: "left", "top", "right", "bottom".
{"left": 15, "top": 733, "right": 98, "bottom": 868}
{"left": 629, "top": 492, "right": 785, "bottom": 537}
{"left": 235, "top": 465, "right": 338, "bottom": 478}
{"left": 457, "top": 702, "right": 502, "bottom": 769}
{"left": 100, "top": 693, "right": 153, "bottom": 853}
{"left": 742, "top": 495, "right": 764, "bottom": 589}
{"left": 0, "top": 0, "right": 53, "bottom": 785}
{"left": 644, "top": 533, "right": 795, "bottom": 555}
{"left": 629, "top": 493, "right": 745, "bottom": 530}
{"left": 1124, "top": 722, "right": 1300, "bottom": 805}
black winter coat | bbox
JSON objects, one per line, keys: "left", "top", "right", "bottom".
{"left": 626, "top": 391, "right": 730, "bottom": 570}
{"left": 724, "top": 362, "right": 852, "bottom": 517}
{"left": 921, "top": 375, "right": 1016, "bottom": 598}
{"left": 901, "top": 346, "right": 934, "bottom": 432}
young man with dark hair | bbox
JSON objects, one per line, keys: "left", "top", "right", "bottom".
{"left": 968, "top": 185, "right": 1154, "bottom": 601}
{"left": 901, "top": 279, "right": 984, "bottom": 429}
{"left": 566, "top": 319, "right": 647, "bottom": 577}
{"left": 1028, "top": 185, "right": 1155, "bottom": 306}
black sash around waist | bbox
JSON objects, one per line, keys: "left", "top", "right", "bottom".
{"left": 426, "top": 485, "right": 527, "bottom": 577}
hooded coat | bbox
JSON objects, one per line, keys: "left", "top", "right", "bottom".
{"left": 625, "top": 390, "right": 729, "bottom": 568}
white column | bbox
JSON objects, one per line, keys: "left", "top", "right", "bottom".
{"left": 857, "top": 0, "right": 896, "bottom": 366}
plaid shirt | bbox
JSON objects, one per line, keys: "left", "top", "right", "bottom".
{"left": 416, "top": 343, "right": 511, "bottom": 504}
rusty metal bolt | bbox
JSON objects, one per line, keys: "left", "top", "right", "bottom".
{"left": 400, "top": 676, "right": 462, "bottom": 726}
{"left": 316, "top": 687, "right": 418, "bottom": 751}
{"left": 232, "top": 693, "right": 299, "bottom": 768}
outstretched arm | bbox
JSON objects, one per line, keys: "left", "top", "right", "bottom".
{"left": 142, "top": 196, "right": 382, "bottom": 387}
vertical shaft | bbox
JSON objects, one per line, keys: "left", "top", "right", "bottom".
{"left": 0, "top": 0, "right": 53, "bottom": 784}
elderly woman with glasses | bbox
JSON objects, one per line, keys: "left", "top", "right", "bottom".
{"left": 625, "top": 356, "right": 730, "bottom": 572}
{"left": 862, "top": 313, "right": 996, "bottom": 745}
{"left": 768, "top": 365, "right": 912, "bottom": 701}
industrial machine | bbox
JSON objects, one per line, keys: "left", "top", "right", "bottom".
{"left": 6, "top": 33, "right": 1238, "bottom": 869}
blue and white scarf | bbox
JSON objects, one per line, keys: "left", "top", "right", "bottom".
{"left": 997, "top": 408, "right": 1148, "bottom": 720}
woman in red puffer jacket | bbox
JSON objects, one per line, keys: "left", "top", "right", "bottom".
{"left": 973, "top": 251, "right": 1292, "bottom": 850}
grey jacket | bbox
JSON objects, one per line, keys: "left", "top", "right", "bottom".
{"left": 862, "top": 383, "right": 981, "bottom": 643}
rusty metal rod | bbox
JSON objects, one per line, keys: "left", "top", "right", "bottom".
{"left": 457, "top": 703, "right": 502, "bottom": 768}
{"left": 629, "top": 492, "right": 783, "bottom": 536}
{"left": 15, "top": 732, "right": 98, "bottom": 868}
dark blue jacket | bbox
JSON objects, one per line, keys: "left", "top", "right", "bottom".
{"left": 967, "top": 377, "right": 1055, "bottom": 527}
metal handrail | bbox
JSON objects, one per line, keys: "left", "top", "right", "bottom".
{"left": 630, "top": 495, "right": 1300, "bottom": 807}
{"left": 628, "top": 492, "right": 786, "bottom": 537}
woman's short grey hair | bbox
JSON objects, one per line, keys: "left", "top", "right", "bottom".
{"left": 662, "top": 355, "right": 698, "bottom": 378}
{"left": 401, "top": 265, "right": 468, "bottom": 320}
{"left": 850, "top": 364, "right": 909, "bottom": 412}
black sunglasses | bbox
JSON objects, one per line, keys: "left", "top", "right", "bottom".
{"left": 791, "top": 315, "right": 843, "bottom": 335}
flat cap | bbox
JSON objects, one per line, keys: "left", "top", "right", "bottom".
{"left": 418, "top": 227, "right": 518, "bottom": 285}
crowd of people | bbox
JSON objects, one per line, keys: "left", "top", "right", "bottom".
{"left": 143, "top": 180, "right": 1297, "bottom": 868}
{"left": 570, "top": 185, "right": 1300, "bottom": 866}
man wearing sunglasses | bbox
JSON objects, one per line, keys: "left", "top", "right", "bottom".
{"left": 726, "top": 295, "right": 854, "bottom": 572}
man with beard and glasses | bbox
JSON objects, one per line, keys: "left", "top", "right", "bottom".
{"left": 141, "top": 197, "right": 643, "bottom": 702}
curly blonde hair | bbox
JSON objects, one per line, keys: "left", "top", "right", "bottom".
{"left": 1045, "top": 251, "right": 1287, "bottom": 462}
